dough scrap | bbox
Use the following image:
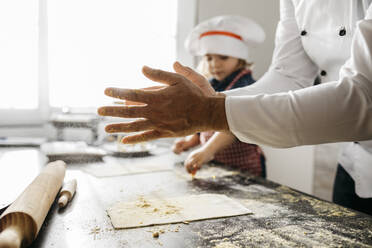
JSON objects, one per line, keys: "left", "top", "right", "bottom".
{"left": 175, "top": 165, "right": 238, "bottom": 180}
{"left": 83, "top": 156, "right": 172, "bottom": 177}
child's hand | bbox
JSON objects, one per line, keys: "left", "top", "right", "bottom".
{"left": 184, "top": 147, "right": 214, "bottom": 175}
{"left": 172, "top": 138, "right": 188, "bottom": 154}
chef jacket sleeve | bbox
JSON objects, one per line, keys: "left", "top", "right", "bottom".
{"left": 225, "top": 0, "right": 318, "bottom": 97}
{"left": 225, "top": 1, "right": 372, "bottom": 148}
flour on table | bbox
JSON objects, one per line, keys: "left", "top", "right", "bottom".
{"left": 107, "top": 194, "right": 252, "bottom": 229}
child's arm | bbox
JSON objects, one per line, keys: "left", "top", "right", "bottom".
{"left": 172, "top": 134, "right": 200, "bottom": 154}
{"left": 184, "top": 132, "right": 236, "bottom": 174}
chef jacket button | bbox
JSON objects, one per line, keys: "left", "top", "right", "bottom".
{"left": 320, "top": 70, "right": 327, "bottom": 76}
{"left": 339, "top": 27, "right": 346, "bottom": 36}
{"left": 300, "top": 30, "right": 307, "bottom": 36}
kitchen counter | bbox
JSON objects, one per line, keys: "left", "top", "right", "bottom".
{"left": 1, "top": 146, "right": 371, "bottom": 247}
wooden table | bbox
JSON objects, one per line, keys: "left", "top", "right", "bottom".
{"left": 2, "top": 146, "right": 372, "bottom": 248}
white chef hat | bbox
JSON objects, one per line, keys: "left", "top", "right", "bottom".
{"left": 185, "top": 15, "right": 265, "bottom": 61}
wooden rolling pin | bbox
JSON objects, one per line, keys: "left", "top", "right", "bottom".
{"left": 58, "top": 179, "right": 77, "bottom": 208}
{"left": 0, "top": 160, "right": 66, "bottom": 248}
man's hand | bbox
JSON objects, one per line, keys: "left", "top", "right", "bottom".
{"left": 173, "top": 62, "right": 216, "bottom": 97}
{"left": 97, "top": 62, "right": 228, "bottom": 144}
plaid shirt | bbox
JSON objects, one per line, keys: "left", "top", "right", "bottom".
{"left": 200, "top": 69, "right": 264, "bottom": 176}
{"left": 200, "top": 131, "right": 263, "bottom": 176}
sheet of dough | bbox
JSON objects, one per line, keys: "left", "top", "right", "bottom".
{"left": 107, "top": 194, "right": 251, "bottom": 229}
{"left": 174, "top": 165, "right": 238, "bottom": 180}
{"left": 83, "top": 162, "right": 171, "bottom": 177}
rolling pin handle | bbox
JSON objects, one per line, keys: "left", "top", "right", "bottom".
{"left": 0, "top": 226, "right": 22, "bottom": 248}
{"left": 57, "top": 179, "right": 77, "bottom": 209}
{"left": 58, "top": 193, "right": 69, "bottom": 208}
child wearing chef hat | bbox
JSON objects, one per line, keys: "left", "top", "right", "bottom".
{"left": 172, "top": 15, "right": 267, "bottom": 177}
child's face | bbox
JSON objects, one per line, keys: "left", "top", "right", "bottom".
{"left": 205, "top": 54, "right": 240, "bottom": 81}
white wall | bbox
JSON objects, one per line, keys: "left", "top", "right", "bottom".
{"left": 196, "top": 0, "right": 315, "bottom": 194}
{"left": 176, "top": 0, "right": 198, "bottom": 66}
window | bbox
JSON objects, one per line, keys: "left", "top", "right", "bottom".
{"left": 48, "top": 0, "right": 178, "bottom": 108}
{"left": 0, "top": 0, "right": 39, "bottom": 109}
{"left": 0, "top": 0, "right": 196, "bottom": 125}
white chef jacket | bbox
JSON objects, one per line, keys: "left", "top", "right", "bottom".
{"left": 224, "top": 0, "right": 372, "bottom": 198}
